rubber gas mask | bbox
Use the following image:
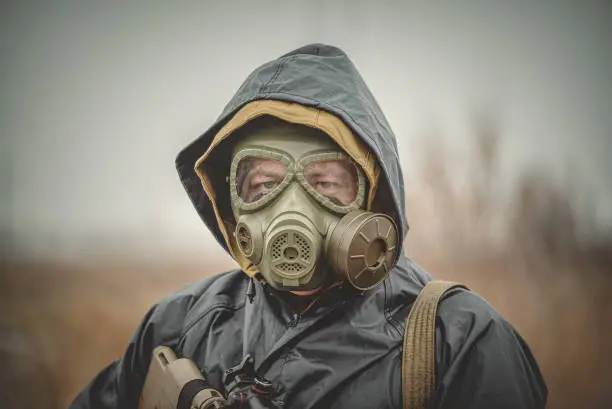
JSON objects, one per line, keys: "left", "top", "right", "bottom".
{"left": 230, "top": 120, "right": 398, "bottom": 291}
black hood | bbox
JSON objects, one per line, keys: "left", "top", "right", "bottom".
{"left": 176, "top": 44, "right": 409, "bottom": 255}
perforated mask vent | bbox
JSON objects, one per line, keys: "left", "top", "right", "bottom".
{"left": 268, "top": 230, "right": 315, "bottom": 279}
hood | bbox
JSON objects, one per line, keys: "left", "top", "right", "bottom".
{"left": 176, "top": 44, "right": 409, "bottom": 269}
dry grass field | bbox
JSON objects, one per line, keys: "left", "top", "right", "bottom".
{"left": 0, "top": 259, "right": 229, "bottom": 409}
{"left": 2, "top": 128, "right": 611, "bottom": 409}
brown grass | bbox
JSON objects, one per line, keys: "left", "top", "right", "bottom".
{"left": 1, "top": 118, "right": 611, "bottom": 408}
{"left": 0, "top": 260, "right": 231, "bottom": 408}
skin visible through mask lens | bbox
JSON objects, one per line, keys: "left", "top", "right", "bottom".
{"left": 236, "top": 157, "right": 288, "bottom": 203}
{"left": 304, "top": 160, "right": 358, "bottom": 206}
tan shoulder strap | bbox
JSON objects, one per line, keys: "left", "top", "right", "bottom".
{"left": 402, "top": 280, "right": 469, "bottom": 409}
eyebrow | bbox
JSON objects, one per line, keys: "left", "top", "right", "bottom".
{"left": 248, "top": 167, "right": 286, "bottom": 179}
{"left": 305, "top": 170, "right": 327, "bottom": 178}
{"left": 306, "top": 166, "right": 349, "bottom": 178}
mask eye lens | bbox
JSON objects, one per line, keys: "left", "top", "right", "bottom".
{"left": 235, "top": 157, "right": 288, "bottom": 203}
{"left": 303, "top": 159, "right": 359, "bottom": 206}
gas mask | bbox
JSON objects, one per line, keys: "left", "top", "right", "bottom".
{"left": 230, "top": 119, "right": 398, "bottom": 291}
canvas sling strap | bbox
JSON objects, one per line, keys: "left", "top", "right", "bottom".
{"left": 402, "top": 280, "right": 469, "bottom": 409}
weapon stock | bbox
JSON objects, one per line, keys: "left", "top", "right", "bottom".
{"left": 138, "top": 346, "right": 227, "bottom": 409}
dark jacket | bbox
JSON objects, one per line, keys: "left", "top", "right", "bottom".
{"left": 70, "top": 44, "right": 547, "bottom": 409}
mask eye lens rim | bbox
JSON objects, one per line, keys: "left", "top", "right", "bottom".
{"left": 230, "top": 147, "right": 294, "bottom": 212}
{"left": 296, "top": 151, "right": 366, "bottom": 214}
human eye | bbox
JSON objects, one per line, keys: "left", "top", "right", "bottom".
{"left": 303, "top": 159, "right": 359, "bottom": 206}
{"left": 247, "top": 177, "right": 281, "bottom": 202}
{"left": 314, "top": 180, "right": 337, "bottom": 190}
{"left": 235, "top": 157, "right": 288, "bottom": 203}
{"left": 251, "top": 177, "right": 280, "bottom": 191}
{"left": 263, "top": 180, "right": 280, "bottom": 189}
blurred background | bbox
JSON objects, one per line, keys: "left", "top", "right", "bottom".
{"left": 1, "top": 1, "right": 611, "bottom": 408}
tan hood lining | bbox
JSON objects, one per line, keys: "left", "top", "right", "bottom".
{"left": 194, "top": 100, "right": 381, "bottom": 277}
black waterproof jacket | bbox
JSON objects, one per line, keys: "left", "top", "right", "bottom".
{"left": 70, "top": 44, "right": 547, "bottom": 409}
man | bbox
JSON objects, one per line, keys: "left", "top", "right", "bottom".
{"left": 70, "top": 44, "right": 547, "bottom": 408}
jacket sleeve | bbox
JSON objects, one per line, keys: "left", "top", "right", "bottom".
{"left": 431, "top": 290, "right": 548, "bottom": 409}
{"left": 68, "top": 287, "right": 202, "bottom": 409}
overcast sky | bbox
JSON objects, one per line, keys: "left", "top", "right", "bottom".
{"left": 2, "top": 1, "right": 611, "bottom": 262}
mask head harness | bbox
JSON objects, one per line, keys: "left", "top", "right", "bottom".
{"left": 230, "top": 117, "right": 398, "bottom": 291}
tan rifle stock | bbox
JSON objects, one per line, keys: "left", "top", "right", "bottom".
{"left": 138, "top": 346, "right": 228, "bottom": 409}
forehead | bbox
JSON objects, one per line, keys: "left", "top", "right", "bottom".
{"left": 231, "top": 116, "right": 341, "bottom": 159}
